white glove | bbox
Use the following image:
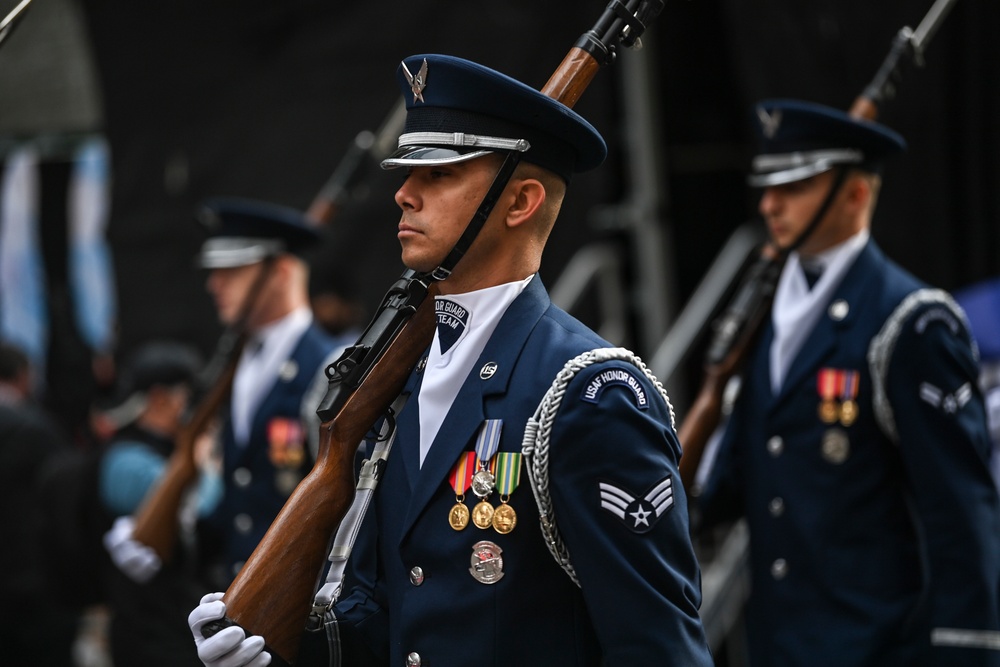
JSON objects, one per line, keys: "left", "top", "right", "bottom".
{"left": 189, "top": 592, "right": 272, "bottom": 667}
{"left": 102, "top": 515, "right": 162, "bottom": 583}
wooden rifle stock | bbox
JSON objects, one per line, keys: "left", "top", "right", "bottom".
{"left": 209, "top": 3, "right": 665, "bottom": 662}
{"left": 130, "top": 257, "right": 274, "bottom": 562}
{"left": 679, "top": 0, "right": 957, "bottom": 491}
{"left": 678, "top": 249, "right": 782, "bottom": 491}
{"left": 218, "top": 289, "right": 436, "bottom": 661}
{"left": 131, "top": 345, "right": 241, "bottom": 560}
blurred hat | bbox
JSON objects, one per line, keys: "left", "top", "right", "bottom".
{"left": 380, "top": 54, "right": 607, "bottom": 181}
{"left": 196, "top": 197, "right": 321, "bottom": 269}
{"left": 748, "top": 99, "right": 906, "bottom": 187}
{"left": 104, "top": 341, "right": 202, "bottom": 427}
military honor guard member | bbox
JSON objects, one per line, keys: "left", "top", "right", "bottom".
{"left": 696, "top": 99, "right": 1000, "bottom": 666}
{"left": 193, "top": 198, "right": 343, "bottom": 590}
{"left": 188, "top": 54, "right": 714, "bottom": 666}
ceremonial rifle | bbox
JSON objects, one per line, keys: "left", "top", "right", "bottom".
{"left": 131, "top": 98, "right": 406, "bottom": 561}
{"left": 677, "top": 0, "right": 962, "bottom": 491}
{"left": 0, "top": 0, "right": 32, "bottom": 50}
{"left": 130, "top": 258, "right": 276, "bottom": 561}
{"left": 203, "top": 2, "right": 665, "bottom": 663}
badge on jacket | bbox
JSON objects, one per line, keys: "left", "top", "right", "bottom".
{"left": 599, "top": 475, "right": 674, "bottom": 533}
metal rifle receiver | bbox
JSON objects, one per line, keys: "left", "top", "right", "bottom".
{"left": 316, "top": 269, "right": 432, "bottom": 422}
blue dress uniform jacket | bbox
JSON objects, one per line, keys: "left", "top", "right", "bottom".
{"left": 199, "top": 323, "right": 337, "bottom": 588}
{"left": 699, "top": 240, "right": 1000, "bottom": 666}
{"left": 307, "top": 277, "right": 713, "bottom": 666}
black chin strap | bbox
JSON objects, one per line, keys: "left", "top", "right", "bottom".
{"left": 431, "top": 151, "right": 523, "bottom": 281}
{"left": 776, "top": 166, "right": 850, "bottom": 259}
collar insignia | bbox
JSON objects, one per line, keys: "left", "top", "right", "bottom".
{"left": 757, "top": 106, "right": 782, "bottom": 139}
{"left": 401, "top": 58, "right": 428, "bottom": 104}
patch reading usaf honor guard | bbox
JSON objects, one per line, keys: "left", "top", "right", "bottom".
{"left": 599, "top": 475, "right": 674, "bottom": 533}
{"left": 469, "top": 541, "right": 504, "bottom": 584}
{"left": 581, "top": 367, "right": 649, "bottom": 409}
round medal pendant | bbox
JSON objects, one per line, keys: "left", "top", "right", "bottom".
{"left": 818, "top": 400, "right": 838, "bottom": 423}
{"left": 471, "top": 469, "right": 495, "bottom": 498}
{"left": 449, "top": 502, "right": 470, "bottom": 531}
{"left": 839, "top": 400, "right": 858, "bottom": 426}
{"left": 472, "top": 500, "right": 495, "bottom": 529}
{"left": 492, "top": 503, "right": 517, "bottom": 534}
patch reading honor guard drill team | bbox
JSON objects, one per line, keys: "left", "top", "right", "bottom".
{"left": 599, "top": 475, "right": 674, "bottom": 533}
{"left": 581, "top": 367, "right": 649, "bottom": 409}
{"left": 436, "top": 299, "right": 470, "bottom": 354}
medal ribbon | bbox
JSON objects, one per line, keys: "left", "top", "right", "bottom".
{"left": 449, "top": 452, "right": 476, "bottom": 494}
{"left": 474, "top": 419, "right": 503, "bottom": 468}
{"left": 817, "top": 369, "right": 838, "bottom": 400}
{"left": 840, "top": 370, "right": 859, "bottom": 401}
{"left": 494, "top": 452, "right": 522, "bottom": 496}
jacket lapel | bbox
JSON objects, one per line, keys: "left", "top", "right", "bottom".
{"left": 398, "top": 276, "right": 551, "bottom": 540}
{"left": 773, "top": 240, "right": 881, "bottom": 405}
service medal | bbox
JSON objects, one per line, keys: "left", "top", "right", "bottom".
{"left": 492, "top": 503, "right": 517, "bottom": 534}
{"left": 838, "top": 371, "right": 860, "bottom": 426}
{"left": 471, "top": 468, "right": 495, "bottom": 498}
{"left": 817, "top": 369, "right": 839, "bottom": 424}
{"left": 449, "top": 503, "right": 470, "bottom": 531}
{"left": 471, "top": 419, "right": 503, "bottom": 498}
{"left": 472, "top": 500, "right": 495, "bottom": 529}
{"left": 839, "top": 399, "right": 858, "bottom": 426}
{"left": 448, "top": 452, "right": 476, "bottom": 531}
{"left": 469, "top": 540, "right": 505, "bottom": 584}
{"left": 491, "top": 452, "right": 522, "bottom": 534}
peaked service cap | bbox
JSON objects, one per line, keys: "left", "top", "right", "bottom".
{"left": 748, "top": 98, "right": 907, "bottom": 187}
{"left": 381, "top": 54, "right": 607, "bottom": 181}
{"left": 196, "top": 197, "right": 320, "bottom": 269}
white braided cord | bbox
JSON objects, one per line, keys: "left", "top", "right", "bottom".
{"left": 867, "top": 288, "right": 973, "bottom": 443}
{"left": 521, "top": 347, "right": 675, "bottom": 586}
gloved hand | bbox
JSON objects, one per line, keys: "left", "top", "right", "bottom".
{"left": 102, "top": 515, "right": 162, "bottom": 583}
{"left": 189, "top": 592, "right": 272, "bottom": 667}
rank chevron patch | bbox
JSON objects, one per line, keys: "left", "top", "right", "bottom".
{"left": 599, "top": 475, "right": 674, "bottom": 533}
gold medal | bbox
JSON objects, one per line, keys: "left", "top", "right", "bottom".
{"left": 472, "top": 500, "right": 494, "bottom": 529}
{"left": 817, "top": 369, "right": 839, "bottom": 423}
{"left": 492, "top": 503, "right": 517, "bottom": 534}
{"left": 839, "top": 399, "right": 858, "bottom": 426}
{"left": 818, "top": 400, "right": 838, "bottom": 423}
{"left": 448, "top": 452, "right": 476, "bottom": 530}
{"left": 449, "top": 501, "right": 470, "bottom": 531}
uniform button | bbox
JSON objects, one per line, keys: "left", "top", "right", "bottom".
{"left": 233, "top": 467, "right": 252, "bottom": 487}
{"left": 829, "top": 299, "right": 849, "bottom": 321}
{"left": 768, "top": 497, "right": 785, "bottom": 517}
{"left": 234, "top": 513, "right": 253, "bottom": 534}
{"left": 406, "top": 651, "right": 421, "bottom": 666}
{"left": 771, "top": 558, "right": 788, "bottom": 580}
{"left": 409, "top": 566, "right": 425, "bottom": 586}
{"left": 766, "top": 436, "right": 784, "bottom": 456}
{"left": 232, "top": 560, "right": 245, "bottom": 576}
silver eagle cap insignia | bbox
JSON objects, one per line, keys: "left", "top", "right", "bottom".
{"left": 402, "top": 58, "right": 428, "bottom": 104}
{"left": 756, "top": 106, "right": 782, "bottom": 139}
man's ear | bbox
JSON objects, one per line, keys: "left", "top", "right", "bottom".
{"left": 843, "top": 174, "right": 871, "bottom": 214}
{"left": 505, "top": 178, "right": 546, "bottom": 229}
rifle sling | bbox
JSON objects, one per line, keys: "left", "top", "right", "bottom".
{"left": 311, "top": 392, "right": 409, "bottom": 615}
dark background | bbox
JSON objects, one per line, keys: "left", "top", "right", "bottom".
{"left": 1, "top": 0, "right": 997, "bottom": 430}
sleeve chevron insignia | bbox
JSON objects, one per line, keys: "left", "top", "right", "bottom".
{"left": 598, "top": 475, "right": 675, "bottom": 533}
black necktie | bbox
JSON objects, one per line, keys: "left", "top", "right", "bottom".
{"left": 802, "top": 264, "right": 823, "bottom": 289}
